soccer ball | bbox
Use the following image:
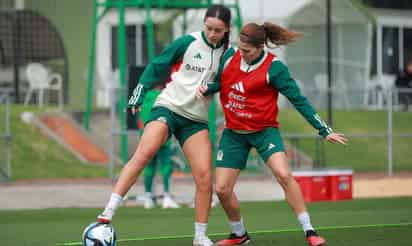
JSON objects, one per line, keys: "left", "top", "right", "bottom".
{"left": 82, "top": 222, "right": 116, "bottom": 246}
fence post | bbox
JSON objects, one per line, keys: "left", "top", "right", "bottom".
{"left": 0, "top": 95, "right": 12, "bottom": 182}
{"left": 109, "top": 87, "right": 116, "bottom": 181}
{"left": 6, "top": 96, "right": 11, "bottom": 181}
{"left": 387, "top": 89, "right": 393, "bottom": 176}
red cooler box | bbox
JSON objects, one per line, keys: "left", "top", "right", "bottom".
{"left": 328, "top": 169, "right": 353, "bottom": 201}
{"left": 293, "top": 169, "right": 353, "bottom": 202}
{"left": 293, "top": 170, "right": 330, "bottom": 202}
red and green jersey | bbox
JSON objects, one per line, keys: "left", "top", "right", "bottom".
{"left": 209, "top": 48, "right": 332, "bottom": 137}
{"left": 220, "top": 50, "right": 279, "bottom": 130}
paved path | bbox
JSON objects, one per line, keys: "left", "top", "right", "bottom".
{"left": 0, "top": 176, "right": 284, "bottom": 210}
{"left": 2, "top": 173, "right": 412, "bottom": 210}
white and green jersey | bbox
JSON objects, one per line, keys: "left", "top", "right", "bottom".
{"left": 129, "top": 31, "right": 225, "bottom": 123}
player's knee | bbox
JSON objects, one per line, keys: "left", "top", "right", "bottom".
{"left": 131, "top": 146, "right": 157, "bottom": 165}
{"left": 215, "top": 183, "right": 232, "bottom": 198}
{"left": 275, "top": 170, "right": 293, "bottom": 186}
{"left": 194, "top": 171, "right": 212, "bottom": 192}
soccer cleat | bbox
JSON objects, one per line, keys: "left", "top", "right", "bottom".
{"left": 193, "top": 236, "right": 214, "bottom": 246}
{"left": 141, "top": 193, "right": 156, "bottom": 209}
{"left": 305, "top": 230, "right": 326, "bottom": 246}
{"left": 162, "top": 194, "right": 180, "bottom": 209}
{"left": 216, "top": 232, "right": 251, "bottom": 245}
{"left": 97, "top": 209, "right": 113, "bottom": 224}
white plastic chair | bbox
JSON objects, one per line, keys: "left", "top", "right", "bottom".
{"left": 24, "top": 63, "right": 63, "bottom": 109}
{"left": 364, "top": 74, "right": 396, "bottom": 110}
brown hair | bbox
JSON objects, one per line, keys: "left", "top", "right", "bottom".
{"left": 239, "top": 22, "right": 302, "bottom": 48}
{"left": 204, "top": 4, "right": 231, "bottom": 50}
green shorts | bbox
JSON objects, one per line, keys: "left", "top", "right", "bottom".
{"left": 215, "top": 127, "right": 285, "bottom": 170}
{"left": 146, "top": 106, "right": 209, "bottom": 146}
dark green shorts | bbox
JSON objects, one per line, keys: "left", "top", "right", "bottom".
{"left": 146, "top": 106, "right": 209, "bottom": 146}
{"left": 215, "top": 127, "right": 285, "bottom": 170}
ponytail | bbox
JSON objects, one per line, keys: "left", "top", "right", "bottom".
{"left": 240, "top": 22, "right": 303, "bottom": 48}
{"left": 262, "top": 22, "right": 303, "bottom": 47}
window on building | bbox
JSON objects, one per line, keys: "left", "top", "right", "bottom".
{"left": 404, "top": 28, "right": 412, "bottom": 67}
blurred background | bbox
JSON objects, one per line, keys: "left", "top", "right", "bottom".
{"left": 1, "top": 0, "right": 412, "bottom": 183}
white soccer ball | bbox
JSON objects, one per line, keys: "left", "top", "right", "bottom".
{"left": 82, "top": 222, "right": 116, "bottom": 246}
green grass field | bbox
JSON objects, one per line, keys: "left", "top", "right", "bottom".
{"left": 4, "top": 105, "right": 110, "bottom": 180}
{"left": 1, "top": 197, "right": 411, "bottom": 246}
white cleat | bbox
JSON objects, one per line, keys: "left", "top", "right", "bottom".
{"left": 141, "top": 193, "right": 155, "bottom": 209}
{"left": 162, "top": 194, "right": 180, "bottom": 209}
{"left": 193, "top": 236, "right": 214, "bottom": 246}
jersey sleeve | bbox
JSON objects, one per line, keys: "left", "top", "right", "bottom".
{"left": 128, "top": 35, "right": 195, "bottom": 107}
{"left": 204, "top": 47, "right": 236, "bottom": 96}
{"left": 268, "top": 60, "right": 332, "bottom": 137}
{"left": 139, "top": 35, "right": 195, "bottom": 86}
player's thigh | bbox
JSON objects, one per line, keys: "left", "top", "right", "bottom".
{"left": 145, "top": 106, "right": 177, "bottom": 138}
{"left": 216, "top": 129, "right": 250, "bottom": 170}
{"left": 251, "top": 127, "right": 285, "bottom": 163}
{"left": 181, "top": 129, "right": 213, "bottom": 181}
{"left": 266, "top": 152, "right": 291, "bottom": 179}
{"left": 131, "top": 120, "right": 169, "bottom": 162}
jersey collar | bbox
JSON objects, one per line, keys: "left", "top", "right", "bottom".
{"left": 248, "top": 50, "right": 265, "bottom": 66}
{"left": 240, "top": 50, "right": 267, "bottom": 73}
{"left": 201, "top": 31, "right": 224, "bottom": 49}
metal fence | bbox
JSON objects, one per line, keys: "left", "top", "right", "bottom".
{"left": 106, "top": 86, "right": 412, "bottom": 178}
{"left": 0, "top": 94, "right": 11, "bottom": 182}
{"left": 279, "top": 87, "right": 412, "bottom": 176}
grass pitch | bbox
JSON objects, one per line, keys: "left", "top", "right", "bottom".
{"left": 0, "top": 197, "right": 411, "bottom": 245}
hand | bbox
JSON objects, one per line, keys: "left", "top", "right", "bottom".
{"left": 326, "top": 132, "right": 348, "bottom": 145}
{"left": 196, "top": 85, "right": 208, "bottom": 99}
{"left": 130, "top": 106, "right": 141, "bottom": 115}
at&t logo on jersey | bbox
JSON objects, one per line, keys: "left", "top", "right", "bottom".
{"left": 185, "top": 63, "right": 206, "bottom": 73}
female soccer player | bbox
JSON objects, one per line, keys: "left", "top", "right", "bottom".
{"left": 97, "top": 5, "right": 231, "bottom": 246}
{"left": 197, "top": 22, "right": 348, "bottom": 246}
{"left": 139, "top": 87, "right": 179, "bottom": 209}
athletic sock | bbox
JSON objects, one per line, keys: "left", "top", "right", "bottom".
{"left": 229, "top": 217, "right": 246, "bottom": 236}
{"left": 102, "top": 193, "right": 123, "bottom": 217}
{"left": 194, "top": 222, "right": 208, "bottom": 239}
{"left": 297, "top": 211, "right": 315, "bottom": 233}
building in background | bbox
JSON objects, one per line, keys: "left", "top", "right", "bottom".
{"left": 0, "top": 0, "right": 411, "bottom": 110}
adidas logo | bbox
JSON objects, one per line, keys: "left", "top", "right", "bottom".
{"left": 194, "top": 53, "right": 202, "bottom": 59}
{"left": 268, "top": 143, "right": 276, "bottom": 150}
{"left": 231, "top": 81, "right": 245, "bottom": 93}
